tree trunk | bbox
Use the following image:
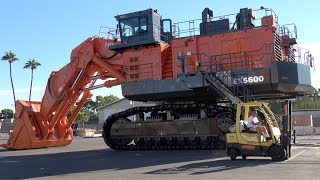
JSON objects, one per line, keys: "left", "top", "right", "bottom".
{"left": 9, "top": 63, "right": 16, "bottom": 109}
{"left": 29, "top": 69, "right": 34, "bottom": 102}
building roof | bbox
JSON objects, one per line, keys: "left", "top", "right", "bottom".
{"left": 96, "top": 98, "right": 128, "bottom": 110}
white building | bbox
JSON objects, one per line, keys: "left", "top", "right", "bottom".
{"left": 97, "top": 98, "right": 156, "bottom": 124}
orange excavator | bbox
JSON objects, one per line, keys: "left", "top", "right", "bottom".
{"left": 1, "top": 7, "right": 316, "bottom": 150}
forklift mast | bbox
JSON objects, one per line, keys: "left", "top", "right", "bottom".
{"left": 282, "top": 100, "right": 293, "bottom": 159}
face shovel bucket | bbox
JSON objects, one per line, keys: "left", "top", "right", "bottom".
{"left": 1, "top": 100, "right": 74, "bottom": 150}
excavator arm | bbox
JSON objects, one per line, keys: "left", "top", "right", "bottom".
{"left": 1, "top": 37, "right": 125, "bottom": 149}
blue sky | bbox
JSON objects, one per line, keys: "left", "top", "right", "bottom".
{"left": 0, "top": 0, "right": 320, "bottom": 111}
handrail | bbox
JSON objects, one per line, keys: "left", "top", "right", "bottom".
{"left": 280, "top": 23, "right": 297, "bottom": 40}
{"left": 177, "top": 42, "right": 314, "bottom": 72}
{"left": 178, "top": 52, "right": 258, "bottom": 102}
{"left": 98, "top": 26, "right": 119, "bottom": 40}
{"left": 176, "top": 43, "right": 275, "bottom": 73}
{"left": 294, "top": 46, "right": 315, "bottom": 68}
{"left": 172, "top": 7, "right": 279, "bottom": 38}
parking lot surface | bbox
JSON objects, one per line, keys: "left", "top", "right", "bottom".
{"left": 0, "top": 135, "right": 319, "bottom": 180}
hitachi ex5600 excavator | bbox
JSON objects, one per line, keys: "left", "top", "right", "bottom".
{"left": 1, "top": 7, "right": 316, "bottom": 155}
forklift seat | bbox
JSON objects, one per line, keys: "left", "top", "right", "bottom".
{"left": 241, "top": 121, "right": 256, "bottom": 133}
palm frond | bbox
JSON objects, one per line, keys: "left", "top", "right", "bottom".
{"left": 24, "top": 59, "right": 41, "bottom": 69}
{"left": 1, "top": 51, "right": 19, "bottom": 63}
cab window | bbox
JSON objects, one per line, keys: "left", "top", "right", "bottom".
{"left": 120, "top": 17, "right": 148, "bottom": 37}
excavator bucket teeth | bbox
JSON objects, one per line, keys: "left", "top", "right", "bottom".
{"left": 1, "top": 101, "right": 74, "bottom": 150}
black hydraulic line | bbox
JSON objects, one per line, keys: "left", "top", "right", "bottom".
{"left": 99, "top": 51, "right": 120, "bottom": 60}
{"left": 45, "top": 37, "right": 119, "bottom": 101}
{"left": 231, "top": 15, "right": 240, "bottom": 30}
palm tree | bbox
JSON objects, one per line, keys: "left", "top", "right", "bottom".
{"left": 1, "top": 51, "right": 19, "bottom": 108}
{"left": 23, "top": 59, "right": 41, "bottom": 102}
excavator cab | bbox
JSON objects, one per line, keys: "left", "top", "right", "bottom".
{"left": 226, "top": 101, "right": 292, "bottom": 161}
{"left": 109, "top": 8, "right": 172, "bottom": 51}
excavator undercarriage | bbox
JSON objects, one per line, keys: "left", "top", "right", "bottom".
{"left": 104, "top": 103, "right": 235, "bottom": 150}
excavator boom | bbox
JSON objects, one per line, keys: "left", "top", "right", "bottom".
{"left": 1, "top": 37, "right": 125, "bottom": 149}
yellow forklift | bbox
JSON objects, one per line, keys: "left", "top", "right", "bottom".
{"left": 226, "top": 100, "right": 293, "bottom": 161}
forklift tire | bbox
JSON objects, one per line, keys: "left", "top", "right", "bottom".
{"left": 229, "top": 148, "right": 238, "bottom": 161}
{"left": 242, "top": 156, "right": 247, "bottom": 160}
{"left": 269, "top": 144, "right": 286, "bottom": 161}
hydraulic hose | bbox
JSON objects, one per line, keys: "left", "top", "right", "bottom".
{"left": 100, "top": 51, "right": 119, "bottom": 60}
{"left": 47, "top": 75, "right": 66, "bottom": 101}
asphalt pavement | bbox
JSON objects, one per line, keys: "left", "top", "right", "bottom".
{"left": 0, "top": 135, "right": 319, "bottom": 180}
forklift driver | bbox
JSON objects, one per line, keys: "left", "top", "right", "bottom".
{"left": 247, "top": 109, "right": 271, "bottom": 141}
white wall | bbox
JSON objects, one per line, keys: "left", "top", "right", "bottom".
{"left": 98, "top": 99, "right": 155, "bottom": 124}
{"left": 293, "top": 110, "right": 320, "bottom": 127}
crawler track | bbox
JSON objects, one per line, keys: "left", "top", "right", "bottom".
{"left": 103, "top": 103, "right": 235, "bottom": 151}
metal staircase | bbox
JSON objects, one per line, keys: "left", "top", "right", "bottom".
{"left": 162, "top": 46, "right": 173, "bottom": 79}
{"left": 202, "top": 71, "right": 243, "bottom": 104}
{"left": 199, "top": 54, "right": 257, "bottom": 104}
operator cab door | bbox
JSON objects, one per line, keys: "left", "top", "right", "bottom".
{"left": 161, "top": 19, "right": 173, "bottom": 44}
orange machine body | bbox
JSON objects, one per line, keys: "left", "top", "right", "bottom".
{"left": 171, "top": 16, "right": 277, "bottom": 75}
{"left": 122, "top": 43, "right": 170, "bottom": 81}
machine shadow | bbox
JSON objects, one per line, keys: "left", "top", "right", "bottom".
{"left": 0, "top": 148, "right": 227, "bottom": 179}
{"left": 145, "top": 158, "right": 273, "bottom": 175}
